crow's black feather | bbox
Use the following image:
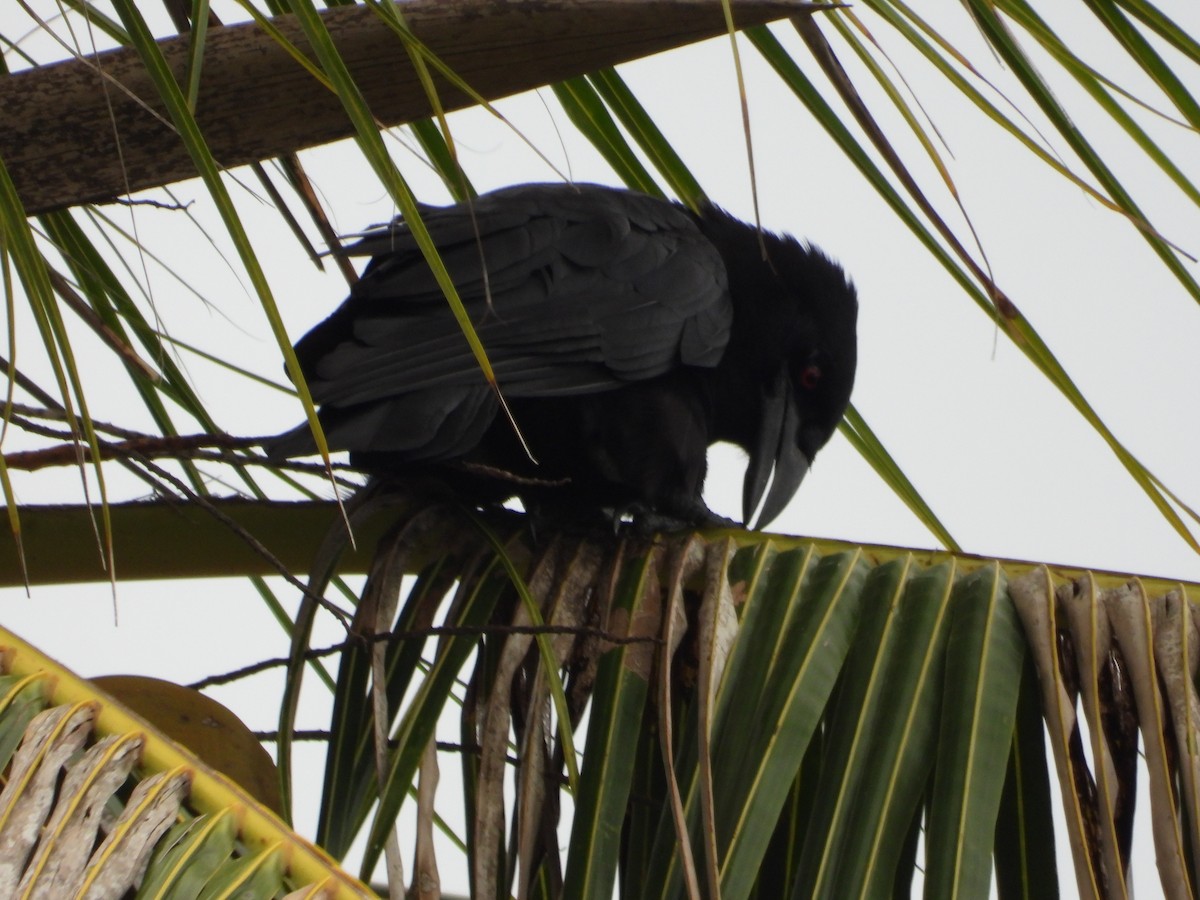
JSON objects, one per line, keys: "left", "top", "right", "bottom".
{"left": 269, "top": 183, "right": 857, "bottom": 529}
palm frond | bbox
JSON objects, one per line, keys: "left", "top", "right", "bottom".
{"left": 0, "top": 626, "right": 372, "bottom": 898}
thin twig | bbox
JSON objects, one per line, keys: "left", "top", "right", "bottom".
{"left": 0, "top": 428, "right": 357, "bottom": 482}
{"left": 110, "top": 196, "right": 193, "bottom": 211}
{"left": 253, "top": 732, "right": 528, "bottom": 771}
{"left": 6, "top": 401, "right": 147, "bottom": 439}
{"left": 188, "top": 622, "right": 661, "bottom": 690}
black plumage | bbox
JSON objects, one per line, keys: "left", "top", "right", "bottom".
{"left": 270, "top": 183, "right": 857, "bottom": 529}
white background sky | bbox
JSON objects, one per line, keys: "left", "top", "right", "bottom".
{"left": 2, "top": 1, "right": 1200, "bottom": 895}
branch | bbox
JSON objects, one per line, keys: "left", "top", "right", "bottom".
{"left": 5, "top": 0, "right": 821, "bottom": 214}
{"left": 2, "top": 433, "right": 261, "bottom": 471}
{"left": 0, "top": 499, "right": 371, "bottom": 587}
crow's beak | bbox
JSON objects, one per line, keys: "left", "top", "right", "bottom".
{"left": 743, "top": 370, "right": 810, "bottom": 530}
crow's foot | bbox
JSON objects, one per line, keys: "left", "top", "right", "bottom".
{"left": 607, "top": 502, "right": 739, "bottom": 536}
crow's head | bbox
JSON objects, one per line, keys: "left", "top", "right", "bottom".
{"left": 742, "top": 241, "right": 857, "bottom": 529}
{"left": 697, "top": 205, "right": 858, "bottom": 530}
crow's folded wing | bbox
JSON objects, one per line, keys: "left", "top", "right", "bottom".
{"left": 276, "top": 184, "right": 733, "bottom": 459}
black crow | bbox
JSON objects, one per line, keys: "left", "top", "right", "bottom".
{"left": 269, "top": 183, "right": 857, "bottom": 529}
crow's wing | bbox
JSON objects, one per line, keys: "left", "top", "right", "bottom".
{"left": 278, "top": 184, "right": 733, "bottom": 459}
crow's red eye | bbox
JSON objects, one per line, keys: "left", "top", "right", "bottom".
{"left": 800, "top": 364, "right": 822, "bottom": 390}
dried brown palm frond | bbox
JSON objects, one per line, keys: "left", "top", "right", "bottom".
{"left": 0, "top": 629, "right": 372, "bottom": 899}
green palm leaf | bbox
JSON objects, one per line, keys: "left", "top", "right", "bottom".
{"left": 2, "top": 2, "right": 1199, "bottom": 897}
